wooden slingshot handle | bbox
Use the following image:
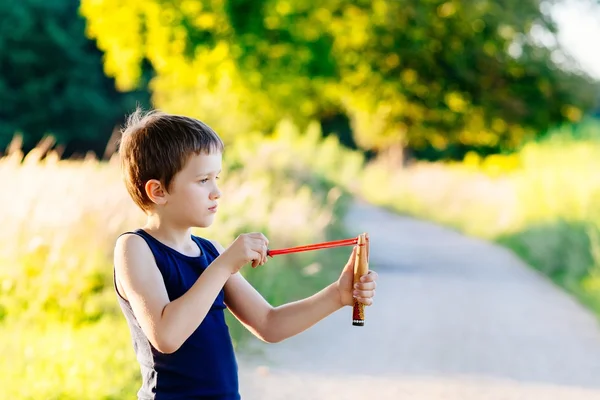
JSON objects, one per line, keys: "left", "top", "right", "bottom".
{"left": 352, "top": 233, "right": 369, "bottom": 326}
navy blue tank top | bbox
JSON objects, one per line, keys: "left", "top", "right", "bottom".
{"left": 114, "top": 229, "right": 239, "bottom": 400}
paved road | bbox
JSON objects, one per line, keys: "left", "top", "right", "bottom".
{"left": 238, "top": 201, "right": 600, "bottom": 399}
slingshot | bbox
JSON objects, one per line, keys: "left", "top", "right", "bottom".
{"left": 267, "top": 233, "right": 370, "bottom": 326}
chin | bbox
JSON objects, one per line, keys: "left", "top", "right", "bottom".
{"left": 194, "top": 216, "right": 215, "bottom": 228}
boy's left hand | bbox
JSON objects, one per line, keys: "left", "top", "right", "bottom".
{"left": 336, "top": 246, "right": 378, "bottom": 307}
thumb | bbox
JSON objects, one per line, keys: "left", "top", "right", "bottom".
{"left": 344, "top": 245, "right": 357, "bottom": 272}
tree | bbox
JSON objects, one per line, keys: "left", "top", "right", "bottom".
{"left": 0, "top": 0, "right": 150, "bottom": 157}
{"left": 81, "top": 0, "right": 599, "bottom": 159}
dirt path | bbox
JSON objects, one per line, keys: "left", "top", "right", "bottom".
{"left": 237, "top": 200, "right": 600, "bottom": 399}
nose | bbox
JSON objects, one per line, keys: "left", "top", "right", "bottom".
{"left": 210, "top": 185, "right": 221, "bottom": 200}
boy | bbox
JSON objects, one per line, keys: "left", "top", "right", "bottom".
{"left": 113, "top": 109, "right": 378, "bottom": 399}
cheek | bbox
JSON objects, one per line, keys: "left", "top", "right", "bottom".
{"left": 171, "top": 182, "right": 213, "bottom": 206}
{"left": 187, "top": 184, "right": 210, "bottom": 203}
{"left": 171, "top": 185, "right": 197, "bottom": 206}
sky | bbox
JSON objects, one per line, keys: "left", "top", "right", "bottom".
{"left": 552, "top": 0, "right": 600, "bottom": 79}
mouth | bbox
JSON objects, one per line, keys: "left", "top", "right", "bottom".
{"left": 208, "top": 205, "right": 218, "bottom": 212}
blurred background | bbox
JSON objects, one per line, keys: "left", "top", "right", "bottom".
{"left": 2, "top": 0, "right": 600, "bottom": 398}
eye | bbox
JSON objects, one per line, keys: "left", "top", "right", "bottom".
{"left": 199, "top": 178, "right": 209, "bottom": 184}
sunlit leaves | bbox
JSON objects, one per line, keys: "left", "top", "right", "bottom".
{"left": 81, "top": 0, "right": 599, "bottom": 159}
{"left": 81, "top": 0, "right": 145, "bottom": 91}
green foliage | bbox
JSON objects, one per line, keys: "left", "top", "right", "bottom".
{"left": 497, "top": 220, "right": 594, "bottom": 285}
{"left": 496, "top": 219, "right": 600, "bottom": 317}
{"left": 0, "top": 0, "right": 149, "bottom": 156}
{"left": 82, "top": 0, "right": 598, "bottom": 159}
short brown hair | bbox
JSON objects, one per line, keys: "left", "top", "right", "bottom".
{"left": 118, "top": 108, "right": 224, "bottom": 211}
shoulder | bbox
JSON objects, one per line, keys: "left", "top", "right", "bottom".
{"left": 114, "top": 232, "right": 164, "bottom": 294}
{"left": 115, "top": 232, "right": 150, "bottom": 254}
{"left": 193, "top": 235, "right": 225, "bottom": 255}
{"left": 114, "top": 232, "right": 155, "bottom": 269}
{"left": 208, "top": 239, "right": 225, "bottom": 254}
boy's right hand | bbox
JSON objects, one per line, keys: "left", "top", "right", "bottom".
{"left": 220, "top": 233, "right": 269, "bottom": 274}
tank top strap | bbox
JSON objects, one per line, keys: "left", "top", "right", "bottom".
{"left": 121, "top": 229, "right": 207, "bottom": 261}
{"left": 116, "top": 229, "right": 162, "bottom": 252}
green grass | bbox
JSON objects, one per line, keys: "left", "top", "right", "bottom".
{"left": 0, "top": 318, "right": 139, "bottom": 399}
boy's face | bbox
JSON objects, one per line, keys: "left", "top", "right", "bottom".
{"left": 163, "top": 151, "right": 222, "bottom": 228}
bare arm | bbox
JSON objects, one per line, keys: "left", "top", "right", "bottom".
{"left": 215, "top": 241, "right": 345, "bottom": 343}
{"left": 114, "top": 234, "right": 232, "bottom": 354}
{"left": 264, "top": 284, "right": 344, "bottom": 343}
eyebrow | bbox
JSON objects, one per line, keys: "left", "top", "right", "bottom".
{"left": 196, "top": 169, "right": 221, "bottom": 177}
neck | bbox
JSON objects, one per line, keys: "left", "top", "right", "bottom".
{"left": 143, "top": 213, "right": 194, "bottom": 250}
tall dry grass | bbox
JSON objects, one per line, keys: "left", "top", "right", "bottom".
{"left": 7, "top": 114, "right": 600, "bottom": 398}
{"left": 0, "top": 120, "right": 364, "bottom": 399}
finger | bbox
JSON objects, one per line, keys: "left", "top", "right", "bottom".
{"left": 251, "top": 253, "right": 261, "bottom": 268}
{"left": 250, "top": 250, "right": 262, "bottom": 268}
{"left": 360, "top": 270, "right": 378, "bottom": 282}
{"left": 260, "top": 242, "right": 268, "bottom": 264}
{"left": 355, "top": 281, "right": 376, "bottom": 291}
{"left": 260, "top": 233, "right": 269, "bottom": 247}
{"left": 261, "top": 244, "right": 268, "bottom": 265}
{"left": 251, "top": 238, "right": 268, "bottom": 250}
{"left": 345, "top": 246, "right": 357, "bottom": 269}
{"left": 353, "top": 289, "right": 375, "bottom": 299}
{"left": 250, "top": 232, "right": 269, "bottom": 247}
{"left": 250, "top": 239, "right": 268, "bottom": 260}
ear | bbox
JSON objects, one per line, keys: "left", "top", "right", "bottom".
{"left": 145, "top": 179, "right": 168, "bottom": 206}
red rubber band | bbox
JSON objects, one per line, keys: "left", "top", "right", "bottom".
{"left": 267, "top": 237, "right": 359, "bottom": 257}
